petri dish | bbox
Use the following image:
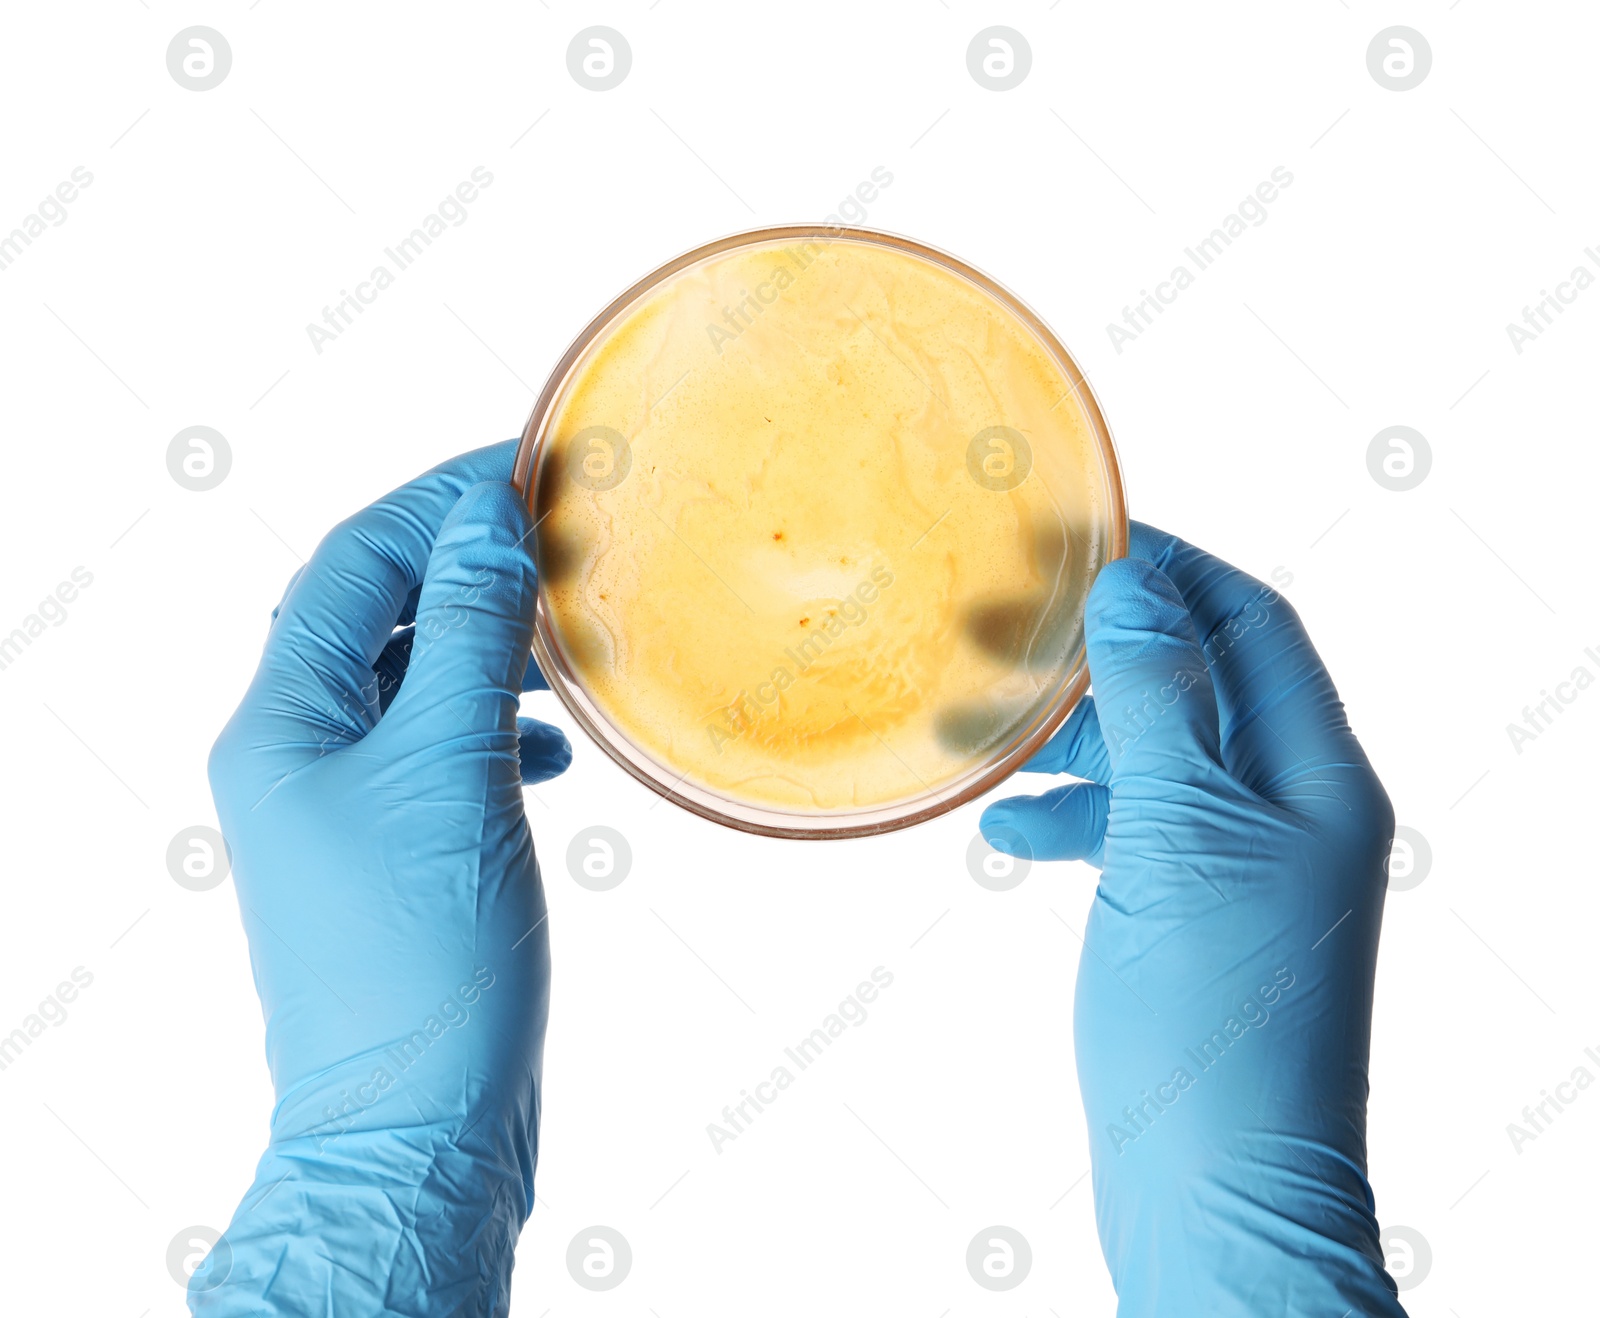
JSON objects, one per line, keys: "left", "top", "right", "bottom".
{"left": 512, "top": 225, "right": 1125, "bottom": 838}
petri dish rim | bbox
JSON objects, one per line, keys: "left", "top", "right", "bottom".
{"left": 512, "top": 223, "right": 1128, "bottom": 840}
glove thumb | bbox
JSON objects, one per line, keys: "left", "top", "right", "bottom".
{"left": 1086, "top": 556, "right": 1223, "bottom": 782}
{"left": 383, "top": 481, "right": 537, "bottom": 744}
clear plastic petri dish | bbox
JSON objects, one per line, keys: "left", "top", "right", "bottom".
{"left": 512, "top": 225, "right": 1126, "bottom": 839}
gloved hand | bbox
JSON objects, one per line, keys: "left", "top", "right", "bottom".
{"left": 981, "top": 522, "right": 1406, "bottom": 1317}
{"left": 194, "top": 442, "right": 570, "bottom": 1317}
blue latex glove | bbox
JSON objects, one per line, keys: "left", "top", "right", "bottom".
{"left": 982, "top": 523, "right": 1406, "bottom": 1317}
{"left": 194, "top": 442, "right": 570, "bottom": 1316}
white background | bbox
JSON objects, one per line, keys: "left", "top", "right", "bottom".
{"left": 1, "top": 3, "right": 1595, "bottom": 1314}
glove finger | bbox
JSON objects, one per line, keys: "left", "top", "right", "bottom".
{"left": 1022, "top": 695, "right": 1110, "bottom": 782}
{"left": 520, "top": 649, "right": 551, "bottom": 693}
{"left": 368, "top": 625, "right": 549, "bottom": 714}
{"left": 382, "top": 481, "right": 537, "bottom": 767}
{"left": 269, "top": 566, "right": 306, "bottom": 625}
{"left": 981, "top": 781, "right": 1111, "bottom": 864}
{"left": 1086, "top": 556, "right": 1225, "bottom": 785}
{"left": 517, "top": 717, "right": 572, "bottom": 785}
{"left": 372, "top": 628, "right": 413, "bottom": 715}
{"left": 395, "top": 582, "right": 423, "bottom": 629}
{"left": 237, "top": 440, "right": 520, "bottom": 758}
{"left": 1130, "top": 522, "right": 1376, "bottom": 811}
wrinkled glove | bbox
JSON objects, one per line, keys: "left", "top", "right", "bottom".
{"left": 194, "top": 441, "right": 570, "bottom": 1317}
{"left": 982, "top": 522, "right": 1406, "bottom": 1317}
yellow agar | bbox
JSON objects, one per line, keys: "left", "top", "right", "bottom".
{"left": 534, "top": 235, "right": 1111, "bottom": 813}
